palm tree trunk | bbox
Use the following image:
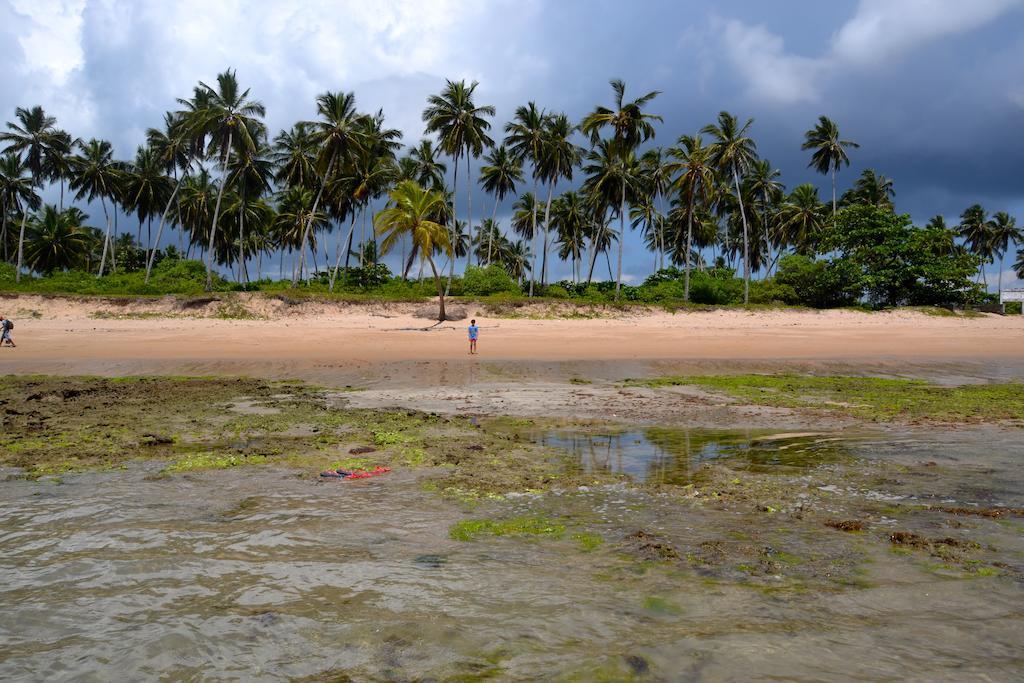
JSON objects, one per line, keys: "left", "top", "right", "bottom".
{"left": 487, "top": 194, "right": 499, "bottom": 266}
{"left": 466, "top": 153, "right": 473, "bottom": 270}
{"left": 15, "top": 202, "right": 29, "bottom": 283}
{"left": 542, "top": 183, "right": 554, "bottom": 287}
{"left": 1, "top": 211, "right": 7, "bottom": 263}
{"left": 97, "top": 196, "right": 113, "bottom": 277}
{"left": 529, "top": 177, "right": 538, "bottom": 297}
{"left": 294, "top": 153, "right": 335, "bottom": 287}
{"left": 429, "top": 256, "right": 446, "bottom": 322}
{"left": 831, "top": 166, "right": 837, "bottom": 218}
{"left": 998, "top": 253, "right": 1004, "bottom": 299}
{"left": 615, "top": 177, "right": 626, "bottom": 301}
{"left": 732, "top": 165, "right": 750, "bottom": 304}
{"left": 684, "top": 188, "right": 695, "bottom": 302}
{"left": 206, "top": 130, "right": 233, "bottom": 291}
{"left": 145, "top": 173, "right": 185, "bottom": 282}
{"left": 330, "top": 213, "right": 358, "bottom": 291}
{"left": 445, "top": 152, "right": 459, "bottom": 296}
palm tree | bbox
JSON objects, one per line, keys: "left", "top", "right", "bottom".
{"left": 422, "top": 79, "right": 495, "bottom": 287}
{"left": 958, "top": 204, "right": 994, "bottom": 285}
{"left": 226, "top": 142, "right": 274, "bottom": 281}
{"left": 580, "top": 79, "right": 662, "bottom": 300}
{"left": 271, "top": 122, "right": 319, "bottom": 190}
{"left": 745, "top": 159, "right": 784, "bottom": 275}
{"left": 408, "top": 139, "right": 448, "bottom": 191}
{"left": 503, "top": 239, "right": 532, "bottom": 285}
{"left": 777, "top": 184, "right": 827, "bottom": 255}
{"left": 702, "top": 111, "right": 757, "bottom": 303}
{"left": 668, "top": 134, "right": 716, "bottom": 300}
{"left": 122, "top": 145, "right": 172, "bottom": 253}
{"left": 375, "top": 180, "right": 452, "bottom": 321}
{"left": 581, "top": 139, "right": 639, "bottom": 288}
{"left": 802, "top": 116, "right": 859, "bottom": 216}
{"left": 1, "top": 106, "right": 66, "bottom": 282}
{"left": 0, "top": 153, "right": 40, "bottom": 264}
{"left": 989, "top": 211, "right": 1021, "bottom": 298}
{"left": 68, "top": 138, "right": 123, "bottom": 276}
{"left": 538, "top": 112, "right": 581, "bottom": 286}
{"left": 145, "top": 112, "right": 193, "bottom": 280}
{"left": 1014, "top": 248, "right": 1024, "bottom": 281}
{"left": 24, "top": 204, "right": 90, "bottom": 273}
{"left": 551, "top": 190, "right": 589, "bottom": 282}
{"left": 188, "top": 69, "right": 266, "bottom": 289}
{"left": 45, "top": 130, "right": 75, "bottom": 211}
{"left": 841, "top": 169, "right": 895, "bottom": 210}
{"left": 504, "top": 102, "right": 547, "bottom": 295}
{"left": 639, "top": 147, "right": 671, "bottom": 269}
{"left": 478, "top": 144, "right": 522, "bottom": 264}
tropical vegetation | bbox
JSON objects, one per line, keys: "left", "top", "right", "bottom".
{"left": 1, "top": 71, "right": 1019, "bottom": 312}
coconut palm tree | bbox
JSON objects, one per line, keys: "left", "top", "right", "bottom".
{"left": 511, "top": 191, "right": 543, "bottom": 246}
{"left": 537, "top": 112, "right": 581, "bottom": 286}
{"left": 1, "top": 106, "right": 67, "bottom": 282}
{"left": 187, "top": 69, "right": 266, "bottom": 289}
{"left": 581, "top": 139, "right": 640, "bottom": 288}
{"left": 375, "top": 180, "right": 452, "bottom": 321}
{"left": 408, "top": 139, "right": 448, "bottom": 191}
{"left": 745, "top": 159, "right": 784, "bottom": 275}
{"left": 122, "top": 145, "right": 172, "bottom": 253}
{"left": 145, "top": 112, "right": 193, "bottom": 280}
{"left": 957, "top": 204, "right": 994, "bottom": 285}
{"left": 478, "top": 144, "right": 522, "bottom": 264}
{"left": 802, "top": 116, "right": 859, "bottom": 216}
{"left": 1014, "top": 248, "right": 1024, "bottom": 281}
{"left": 701, "top": 111, "right": 757, "bottom": 303}
{"left": 226, "top": 142, "right": 274, "bottom": 281}
{"left": 580, "top": 79, "right": 662, "bottom": 300}
{"left": 639, "top": 147, "right": 671, "bottom": 269}
{"left": 551, "top": 190, "right": 589, "bottom": 282}
{"left": 777, "top": 184, "right": 827, "bottom": 256}
{"left": 504, "top": 102, "right": 547, "bottom": 295}
{"left": 422, "top": 79, "right": 495, "bottom": 286}
{"left": 841, "top": 169, "right": 895, "bottom": 210}
{"left": 0, "top": 153, "right": 40, "bottom": 264}
{"left": 68, "top": 138, "right": 123, "bottom": 276}
{"left": 503, "top": 239, "right": 532, "bottom": 285}
{"left": 271, "top": 122, "right": 319, "bottom": 190}
{"left": 294, "top": 91, "right": 363, "bottom": 285}
{"left": 668, "top": 134, "right": 716, "bottom": 300}
{"left": 24, "top": 204, "right": 90, "bottom": 273}
{"left": 45, "top": 130, "right": 75, "bottom": 211}
{"left": 988, "top": 211, "right": 1021, "bottom": 298}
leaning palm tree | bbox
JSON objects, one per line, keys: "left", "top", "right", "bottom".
{"left": 188, "top": 69, "right": 266, "bottom": 289}
{"left": 988, "top": 211, "right": 1021, "bottom": 298}
{"left": 0, "top": 153, "right": 40, "bottom": 264}
{"left": 702, "top": 111, "right": 757, "bottom": 302}
{"left": 375, "top": 180, "right": 452, "bottom": 321}
{"left": 422, "top": 79, "right": 495, "bottom": 287}
{"left": 958, "top": 204, "right": 995, "bottom": 285}
{"left": 1, "top": 106, "right": 67, "bottom": 281}
{"left": 145, "top": 112, "right": 193, "bottom": 280}
{"left": 580, "top": 79, "right": 662, "bottom": 300}
{"left": 802, "top": 116, "right": 859, "bottom": 216}
{"left": 580, "top": 138, "right": 640, "bottom": 288}
{"left": 668, "top": 134, "right": 716, "bottom": 301}
{"left": 478, "top": 144, "right": 522, "bottom": 264}
{"left": 68, "top": 138, "right": 122, "bottom": 276}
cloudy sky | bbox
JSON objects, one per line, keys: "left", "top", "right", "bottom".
{"left": 2, "top": 0, "right": 1023, "bottom": 286}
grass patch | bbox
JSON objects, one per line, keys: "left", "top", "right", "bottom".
{"left": 628, "top": 374, "right": 1024, "bottom": 422}
{"left": 449, "top": 516, "right": 566, "bottom": 541}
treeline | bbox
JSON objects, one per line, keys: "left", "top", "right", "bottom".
{"left": 1, "top": 70, "right": 1021, "bottom": 312}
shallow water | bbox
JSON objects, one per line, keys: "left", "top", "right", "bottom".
{"left": 1, "top": 430, "right": 1023, "bottom": 681}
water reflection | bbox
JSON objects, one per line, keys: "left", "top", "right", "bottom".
{"left": 535, "top": 429, "right": 850, "bottom": 484}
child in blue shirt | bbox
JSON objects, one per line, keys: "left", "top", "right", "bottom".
{"left": 468, "top": 319, "right": 479, "bottom": 355}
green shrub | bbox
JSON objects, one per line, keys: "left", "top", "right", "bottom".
{"left": 458, "top": 265, "right": 521, "bottom": 296}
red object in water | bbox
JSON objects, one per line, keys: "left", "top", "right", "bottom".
{"left": 346, "top": 466, "right": 391, "bottom": 480}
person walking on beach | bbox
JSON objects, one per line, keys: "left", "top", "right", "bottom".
{"left": 0, "top": 316, "right": 15, "bottom": 348}
{"left": 468, "top": 319, "right": 479, "bottom": 355}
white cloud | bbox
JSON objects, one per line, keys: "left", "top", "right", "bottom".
{"left": 718, "top": 19, "right": 823, "bottom": 105}
{"left": 832, "top": 0, "right": 1023, "bottom": 65}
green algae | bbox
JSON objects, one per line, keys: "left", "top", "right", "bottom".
{"left": 449, "top": 516, "right": 566, "bottom": 541}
